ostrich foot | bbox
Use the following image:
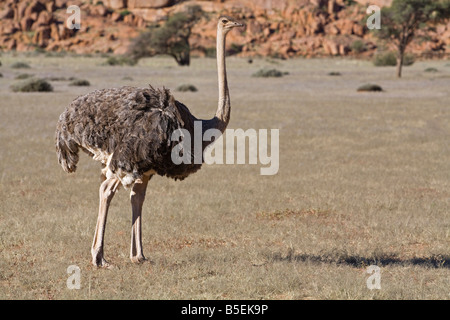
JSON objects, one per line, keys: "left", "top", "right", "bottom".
{"left": 130, "top": 254, "right": 147, "bottom": 264}
{"left": 92, "top": 256, "right": 113, "bottom": 269}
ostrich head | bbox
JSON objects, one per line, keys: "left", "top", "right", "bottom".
{"left": 217, "top": 16, "right": 245, "bottom": 33}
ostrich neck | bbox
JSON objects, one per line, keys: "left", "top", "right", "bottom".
{"left": 216, "top": 28, "right": 230, "bottom": 130}
{"left": 203, "top": 28, "right": 230, "bottom": 134}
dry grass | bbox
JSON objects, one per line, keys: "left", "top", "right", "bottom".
{"left": 0, "top": 54, "right": 449, "bottom": 300}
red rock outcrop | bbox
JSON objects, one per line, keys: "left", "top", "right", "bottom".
{"left": 0, "top": 0, "right": 448, "bottom": 58}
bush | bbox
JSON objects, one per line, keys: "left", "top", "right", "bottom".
{"left": 252, "top": 68, "right": 288, "bottom": 78}
{"left": 328, "top": 71, "right": 341, "bottom": 76}
{"left": 11, "top": 78, "right": 53, "bottom": 92}
{"left": 350, "top": 40, "right": 366, "bottom": 53}
{"left": 0, "top": 73, "right": 3, "bottom": 78}
{"left": 373, "top": 52, "right": 397, "bottom": 66}
{"left": 204, "top": 47, "right": 216, "bottom": 58}
{"left": 47, "top": 76, "right": 67, "bottom": 81}
{"left": 403, "top": 53, "right": 415, "bottom": 66}
{"left": 176, "top": 84, "right": 198, "bottom": 92}
{"left": 104, "top": 56, "right": 137, "bottom": 66}
{"left": 424, "top": 67, "right": 438, "bottom": 73}
{"left": 357, "top": 84, "right": 383, "bottom": 92}
{"left": 120, "top": 9, "right": 131, "bottom": 17}
{"left": 11, "top": 62, "right": 31, "bottom": 69}
{"left": 15, "top": 73, "right": 33, "bottom": 80}
{"left": 69, "top": 79, "right": 91, "bottom": 86}
{"left": 227, "top": 43, "right": 243, "bottom": 56}
{"left": 373, "top": 51, "right": 415, "bottom": 66}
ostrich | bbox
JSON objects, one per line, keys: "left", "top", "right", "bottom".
{"left": 55, "top": 16, "right": 244, "bottom": 267}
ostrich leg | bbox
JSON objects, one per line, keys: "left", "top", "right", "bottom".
{"left": 130, "top": 175, "right": 150, "bottom": 263}
{"left": 91, "top": 177, "right": 120, "bottom": 267}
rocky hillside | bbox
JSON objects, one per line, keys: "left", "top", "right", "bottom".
{"left": 0, "top": 0, "right": 449, "bottom": 58}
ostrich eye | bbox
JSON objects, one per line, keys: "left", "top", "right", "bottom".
{"left": 222, "top": 19, "right": 228, "bottom": 24}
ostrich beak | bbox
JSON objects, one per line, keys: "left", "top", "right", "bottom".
{"left": 234, "top": 21, "right": 245, "bottom": 28}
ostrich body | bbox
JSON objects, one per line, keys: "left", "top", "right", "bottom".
{"left": 55, "top": 17, "right": 244, "bottom": 267}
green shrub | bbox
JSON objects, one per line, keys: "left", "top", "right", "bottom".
{"left": 11, "top": 78, "right": 53, "bottom": 92}
{"left": 373, "top": 51, "right": 415, "bottom": 67}
{"left": 357, "top": 84, "right": 383, "bottom": 92}
{"left": 69, "top": 79, "right": 91, "bottom": 86}
{"left": 204, "top": 47, "right": 216, "bottom": 58}
{"left": 45, "top": 51, "right": 68, "bottom": 58}
{"left": 350, "top": 40, "right": 366, "bottom": 53}
{"left": 176, "top": 84, "right": 198, "bottom": 92}
{"left": 47, "top": 76, "right": 67, "bottom": 81}
{"left": 120, "top": 9, "right": 131, "bottom": 16}
{"left": 15, "top": 73, "right": 33, "bottom": 80}
{"left": 227, "top": 43, "right": 243, "bottom": 56}
{"left": 328, "top": 71, "right": 341, "bottom": 76}
{"left": 252, "top": 68, "right": 288, "bottom": 78}
{"left": 424, "top": 67, "right": 438, "bottom": 73}
{"left": 403, "top": 53, "right": 415, "bottom": 66}
{"left": 104, "top": 56, "right": 137, "bottom": 66}
{"left": 373, "top": 52, "right": 397, "bottom": 66}
{"left": 11, "top": 62, "right": 31, "bottom": 69}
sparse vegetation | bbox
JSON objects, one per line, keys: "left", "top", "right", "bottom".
{"left": 373, "top": 51, "right": 415, "bottom": 67}
{"left": 357, "top": 83, "right": 383, "bottom": 92}
{"left": 252, "top": 68, "right": 288, "bottom": 78}
{"left": 47, "top": 76, "right": 68, "bottom": 81}
{"left": 69, "top": 79, "right": 91, "bottom": 86}
{"left": 373, "top": 51, "right": 397, "bottom": 66}
{"left": 120, "top": 9, "right": 131, "bottom": 17}
{"left": 11, "top": 78, "right": 53, "bottom": 92}
{"left": 15, "top": 73, "right": 33, "bottom": 80}
{"left": 328, "top": 71, "right": 341, "bottom": 76}
{"left": 104, "top": 56, "right": 137, "bottom": 66}
{"left": 176, "top": 84, "right": 198, "bottom": 92}
{"left": 11, "top": 62, "right": 31, "bottom": 69}
{"left": 350, "top": 40, "right": 366, "bottom": 53}
{"left": 424, "top": 67, "right": 438, "bottom": 72}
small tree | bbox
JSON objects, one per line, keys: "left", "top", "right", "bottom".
{"left": 129, "top": 5, "right": 204, "bottom": 66}
{"left": 374, "top": 0, "right": 450, "bottom": 78}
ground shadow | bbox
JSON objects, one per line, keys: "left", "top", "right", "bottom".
{"left": 269, "top": 251, "right": 450, "bottom": 269}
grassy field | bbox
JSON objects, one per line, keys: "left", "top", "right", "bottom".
{"left": 0, "top": 53, "right": 449, "bottom": 299}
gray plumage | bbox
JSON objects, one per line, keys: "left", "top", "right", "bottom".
{"left": 55, "top": 85, "right": 201, "bottom": 183}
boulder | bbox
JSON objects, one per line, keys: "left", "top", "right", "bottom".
{"left": 102, "top": 0, "right": 126, "bottom": 9}
{"left": 32, "top": 26, "right": 51, "bottom": 46}
{"left": 0, "top": 8, "right": 14, "bottom": 19}
{"left": 20, "top": 17, "right": 34, "bottom": 31}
